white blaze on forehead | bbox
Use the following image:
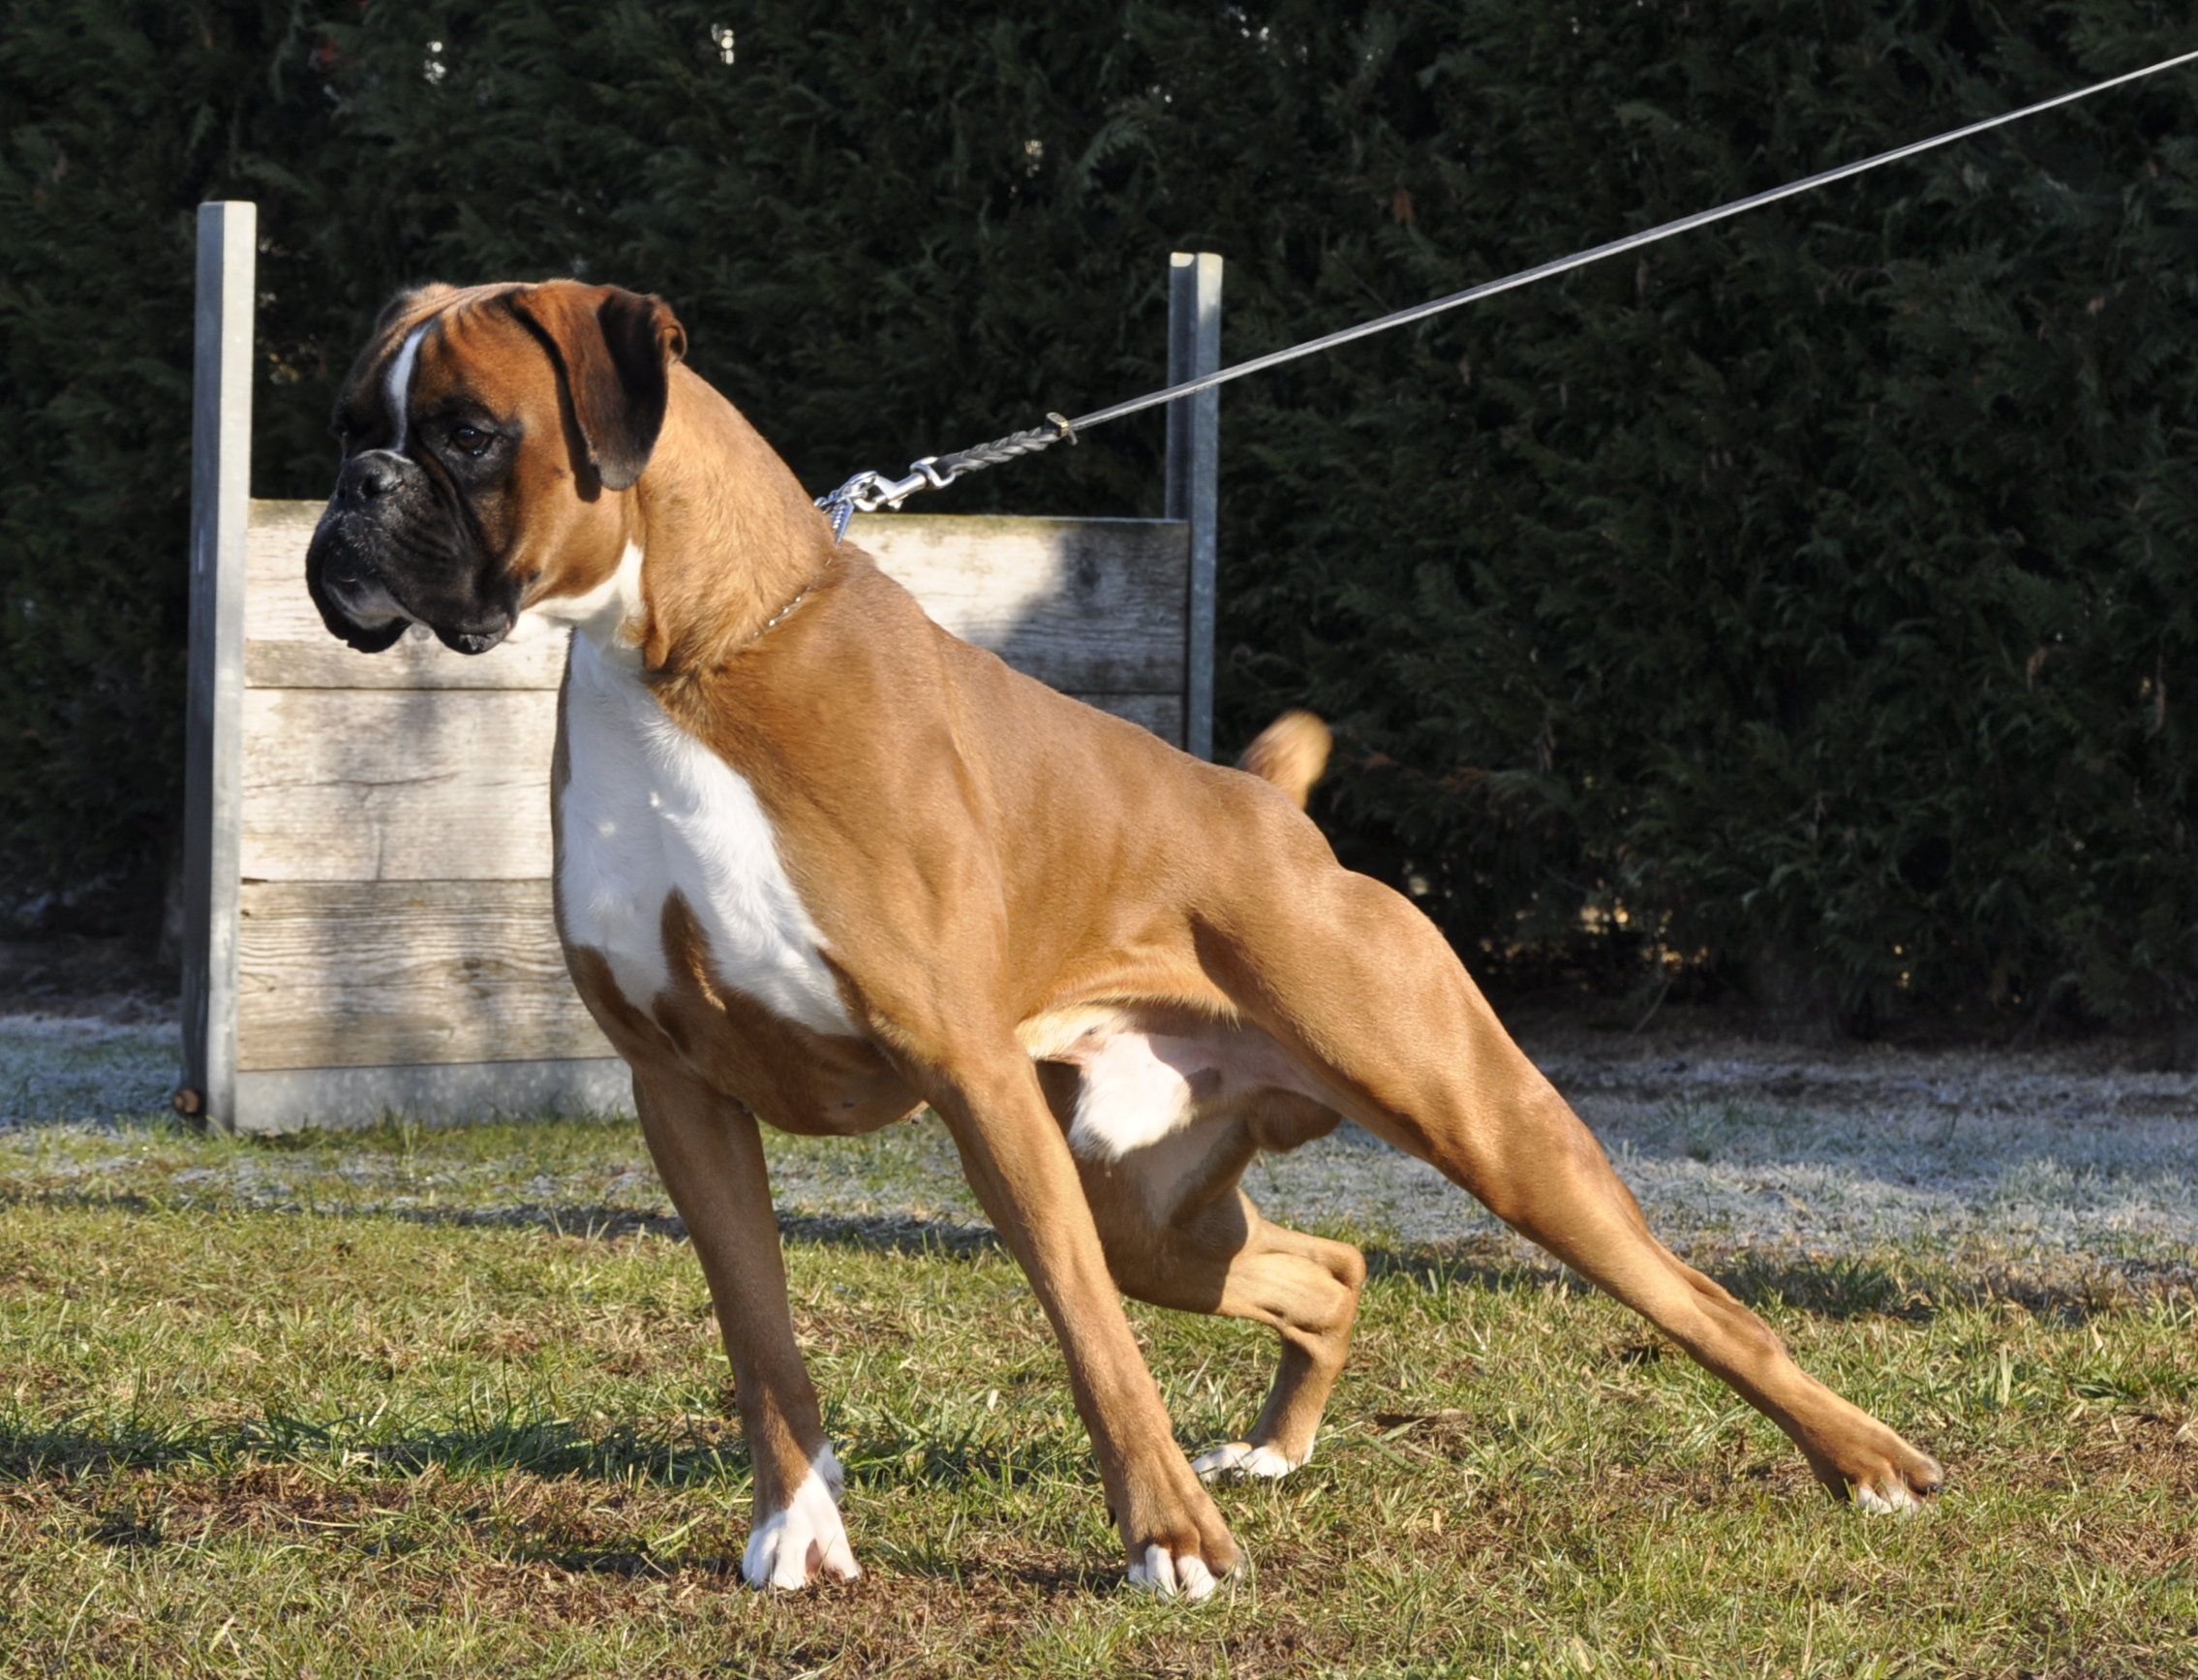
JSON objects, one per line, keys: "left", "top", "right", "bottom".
{"left": 383, "top": 322, "right": 428, "bottom": 451}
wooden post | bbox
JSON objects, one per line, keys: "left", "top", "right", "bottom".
{"left": 1164, "top": 252, "right": 1222, "bottom": 761}
{"left": 181, "top": 202, "right": 255, "bottom": 1130}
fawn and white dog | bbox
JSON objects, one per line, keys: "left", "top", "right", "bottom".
{"left": 306, "top": 279, "right": 1943, "bottom": 1596}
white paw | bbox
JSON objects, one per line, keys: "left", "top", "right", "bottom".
{"left": 1192, "top": 1440, "right": 1305, "bottom": 1481}
{"left": 1126, "top": 1542, "right": 1222, "bottom": 1602}
{"left": 1851, "top": 1478, "right": 1921, "bottom": 1516}
{"left": 743, "top": 1446, "right": 860, "bottom": 1590}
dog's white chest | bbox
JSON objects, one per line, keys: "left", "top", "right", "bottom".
{"left": 556, "top": 633, "right": 854, "bottom": 1037}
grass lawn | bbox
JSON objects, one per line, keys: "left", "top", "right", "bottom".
{"left": 1, "top": 1111, "right": 2193, "bottom": 1678}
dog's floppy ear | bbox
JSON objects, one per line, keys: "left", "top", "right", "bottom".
{"left": 510, "top": 282, "right": 687, "bottom": 491}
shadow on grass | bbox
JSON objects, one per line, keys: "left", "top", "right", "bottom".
{"left": 1, "top": 1398, "right": 1088, "bottom": 1501}
{"left": 1360, "top": 1236, "right": 2188, "bottom": 1322}
{"left": 0, "top": 1181, "right": 996, "bottom": 1257}
{"left": 1359, "top": 1245, "right": 1940, "bottom": 1321}
{"left": 0, "top": 1408, "right": 752, "bottom": 1486}
{"left": 5, "top": 1183, "right": 2181, "bottom": 1326}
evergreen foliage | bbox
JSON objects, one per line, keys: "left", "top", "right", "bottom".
{"left": 4, "top": 1, "right": 2195, "bottom": 1027}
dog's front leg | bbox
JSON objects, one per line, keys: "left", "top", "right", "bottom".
{"left": 631, "top": 1065, "right": 857, "bottom": 1590}
{"left": 924, "top": 1048, "right": 1239, "bottom": 1599}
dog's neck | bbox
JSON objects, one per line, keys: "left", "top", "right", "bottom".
{"left": 580, "top": 365, "right": 837, "bottom": 678}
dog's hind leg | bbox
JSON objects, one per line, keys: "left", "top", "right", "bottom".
{"left": 1178, "top": 1209, "right": 1365, "bottom": 1481}
{"left": 1203, "top": 850, "right": 1945, "bottom": 1514}
{"left": 631, "top": 1065, "right": 859, "bottom": 1590}
{"left": 1062, "top": 1095, "right": 1364, "bottom": 1481}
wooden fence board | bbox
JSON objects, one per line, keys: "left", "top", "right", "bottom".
{"left": 857, "top": 514, "right": 1188, "bottom": 692}
{"left": 241, "top": 688, "right": 560, "bottom": 882}
{"left": 234, "top": 1057, "right": 631, "bottom": 1131}
{"left": 236, "top": 879, "right": 609, "bottom": 1070}
{"left": 181, "top": 203, "right": 256, "bottom": 1125}
{"left": 1165, "top": 252, "right": 1223, "bottom": 760}
{"left": 244, "top": 503, "right": 1188, "bottom": 695}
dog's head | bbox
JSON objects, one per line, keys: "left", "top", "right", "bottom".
{"left": 306, "top": 281, "right": 687, "bottom": 655}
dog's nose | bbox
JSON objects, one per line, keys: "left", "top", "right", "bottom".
{"left": 339, "top": 449, "right": 405, "bottom": 507}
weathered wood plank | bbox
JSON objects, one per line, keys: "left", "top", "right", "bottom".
{"left": 182, "top": 202, "right": 256, "bottom": 1130}
{"left": 236, "top": 879, "right": 610, "bottom": 1071}
{"left": 233, "top": 1056, "right": 633, "bottom": 1134}
{"left": 244, "top": 502, "right": 1188, "bottom": 693}
{"left": 853, "top": 514, "right": 1189, "bottom": 691}
{"left": 1166, "top": 253, "right": 1223, "bottom": 761}
{"left": 241, "top": 688, "right": 560, "bottom": 881}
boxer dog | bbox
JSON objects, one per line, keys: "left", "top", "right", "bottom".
{"left": 306, "top": 281, "right": 1942, "bottom": 1597}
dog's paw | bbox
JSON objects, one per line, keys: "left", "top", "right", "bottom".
{"left": 1848, "top": 1458, "right": 1943, "bottom": 1515}
{"left": 1192, "top": 1439, "right": 1306, "bottom": 1481}
{"left": 1125, "top": 1541, "right": 1229, "bottom": 1602}
{"left": 1835, "top": 1437, "right": 1944, "bottom": 1516}
{"left": 1851, "top": 1481, "right": 1918, "bottom": 1515}
{"left": 743, "top": 1447, "right": 860, "bottom": 1590}
{"left": 1117, "top": 1461, "right": 1239, "bottom": 1601}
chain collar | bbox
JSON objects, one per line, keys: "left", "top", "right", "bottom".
{"left": 747, "top": 552, "right": 833, "bottom": 648}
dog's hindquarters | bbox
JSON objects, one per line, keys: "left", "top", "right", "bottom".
{"left": 1197, "top": 833, "right": 1945, "bottom": 1512}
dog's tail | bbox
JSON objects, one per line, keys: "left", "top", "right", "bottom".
{"left": 1236, "top": 710, "right": 1331, "bottom": 809}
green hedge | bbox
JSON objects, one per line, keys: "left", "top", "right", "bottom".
{"left": 6, "top": 1, "right": 2196, "bottom": 1028}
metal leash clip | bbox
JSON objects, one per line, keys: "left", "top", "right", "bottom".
{"left": 816, "top": 457, "right": 959, "bottom": 540}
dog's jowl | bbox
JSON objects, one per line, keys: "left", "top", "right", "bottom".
{"left": 309, "top": 280, "right": 1944, "bottom": 1598}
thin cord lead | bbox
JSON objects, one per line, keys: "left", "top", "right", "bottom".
{"left": 818, "top": 46, "right": 2198, "bottom": 524}
{"left": 1067, "top": 46, "right": 2198, "bottom": 431}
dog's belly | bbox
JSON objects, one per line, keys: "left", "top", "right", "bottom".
{"left": 557, "top": 633, "right": 915, "bottom": 1131}
{"left": 1023, "top": 1004, "right": 1342, "bottom": 1165}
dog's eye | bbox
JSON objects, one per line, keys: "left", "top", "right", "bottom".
{"left": 450, "top": 424, "right": 492, "bottom": 456}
